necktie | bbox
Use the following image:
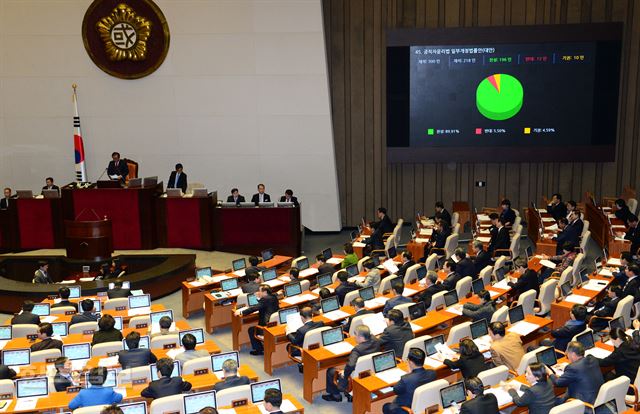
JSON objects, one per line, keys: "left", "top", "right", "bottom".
{"left": 175, "top": 173, "right": 180, "bottom": 187}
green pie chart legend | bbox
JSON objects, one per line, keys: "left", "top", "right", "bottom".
{"left": 476, "top": 74, "right": 524, "bottom": 121}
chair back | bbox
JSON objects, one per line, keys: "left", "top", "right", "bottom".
{"left": 512, "top": 216, "right": 522, "bottom": 232}
{"left": 51, "top": 306, "right": 76, "bottom": 315}
{"left": 69, "top": 321, "right": 98, "bottom": 335}
{"left": 491, "top": 306, "right": 508, "bottom": 323}
{"left": 216, "top": 384, "right": 251, "bottom": 407}
{"left": 427, "top": 291, "right": 446, "bottom": 312}
{"left": 613, "top": 295, "right": 634, "bottom": 328}
{"left": 549, "top": 400, "right": 585, "bottom": 414}
{"left": 477, "top": 365, "right": 509, "bottom": 387}
{"left": 536, "top": 279, "right": 558, "bottom": 315}
{"left": 0, "top": 380, "right": 14, "bottom": 397}
{"left": 31, "top": 349, "right": 61, "bottom": 363}
{"left": 443, "top": 234, "right": 458, "bottom": 259}
{"left": 149, "top": 394, "right": 183, "bottom": 414}
{"left": 516, "top": 347, "right": 544, "bottom": 375}
{"left": 378, "top": 275, "right": 397, "bottom": 295}
{"left": 571, "top": 253, "right": 585, "bottom": 286}
{"left": 517, "top": 289, "right": 537, "bottom": 316}
{"left": 492, "top": 256, "right": 508, "bottom": 281}
{"left": 292, "top": 256, "right": 307, "bottom": 269}
{"left": 452, "top": 223, "right": 461, "bottom": 235}
{"left": 302, "top": 326, "right": 332, "bottom": 349}
{"left": 411, "top": 379, "right": 449, "bottom": 413}
{"left": 72, "top": 406, "right": 109, "bottom": 414}
{"left": 401, "top": 334, "right": 431, "bottom": 360}
{"left": 557, "top": 266, "right": 573, "bottom": 288}
{"left": 571, "top": 328, "right": 593, "bottom": 343}
{"left": 128, "top": 315, "right": 151, "bottom": 329}
{"left": 629, "top": 198, "right": 638, "bottom": 215}
{"left": 480, "top": 266, "right": 493, "bottom": 286}
{"left": 104, "top": 298, "right": 129, "bottom": 310}
{"left": 357, "top": 256, "right": 370, "bottom": 273}
{"left": 351, "top": 352, "right": 381, "bottom": 378}
{"left": 236, "top": 293, "right": 249, "bottom": 308}
{"left": 451, "top": 212, "right": 459, "bottom": 228}
{"left": 348, "top": 313, "right": 373, "bottom": 338}
{"left": 455, "top": 276, "right": 472, "bottom": 298}
{"left": 11, "top": 324, "right": 39, "bottom": 338}
{"left": 92, "top": 341, "right": 124, "bottom": 357}
{"left": 582, "top": 220, "right": 590, "bottom": 238}
{"left": 182, "top": 356, "right": 213, "bottom": 376}
{"left": 446, "top": 321, "right": 471, "bottom": 346}
{"left": 300, "top": 279, "right": 311, "bottom": 292}
{"left": 343, "top": 290, "right": 360, "bottom": 309}
{"left": 404, "top": 264, "right": 422, "bottom": 284}
{"left": 579, "top": 231, "right": 591, "bottom": 252}
{"left": 394, "top": 303, "right": 414, "bottom": 320}
{"left": 384, "top": 235, "right": 395, "bottom": 257}
{"left": 593, "top": 376, "right": 631, "bottom": 413}
{"left": 150, "top": 334, "right": 180, "bottom": 350}
{"left": 424, "top": 254, "right": 439, "bottom": 272}
{"left": 118, "top": 366, "right": 151, "bottom": 385}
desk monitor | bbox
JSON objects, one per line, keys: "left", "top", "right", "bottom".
{"left": 296, "top": 257, "right": 310, "bottom": 270}
{"left": 239, "top": 202, "right": 255, "bottom": 208}
{"left": 221, "top": 278, "right": 239, "bottom": 292}
{"left": 42, "top": 189, "right": 60, "bottom": 199}
{"left": 609, "top": 316, "right": 624, "bottom": 332}
{"left": 444, "top": 290, "right": 459, "bottom": 307}
{"left": 278, "top": 307, "right": 299, "bottom": 325}
{"left": 276, "top": 202, "right": 294, "bottom": 207}
{"left": 424, "top": 334, "right": 445, "bottom": 356}
{"left": 86, "top": 368, "right": 118, "bottom": 388}
{"left": 372, "top": 350, "right": 397, "bottom": 373}
{"left": 471, "top": 278, "right": 484, "bottom": 295}
{"left": 179, "top": 328, "right": 205, "bottom": 345}
{"left": 0, "top": 326, "right": 12, "bottom": 341}
{"left": 322, "top": 248, "right": 332, "bottom": 261}
{"left": 192, "top": 188, "right": 208, "bottom": 197}
{"left": 52, "top": 322, "right": 68, "bottom": 337}
{"left": 508, "top": 305, "right": 525, "bottom": 324}
{"left": 68, "top": 286, "right": 81, "bottom": 299}
{"left": 387, "top": 246, "right": 397, "bottom": 259}
{"left": 63, "top": 343, "right": 91, "bottom": 360}
{"left": 123, "top": 335, "right": 150, "bottom": 350}
{"left": 94, "top": 300, "right": 102, "bottom": 313}
{"left": 109, "top": 281, "right": 130, "bottom": 290}
{"left": 346, "top": 264, "right": 359, "bottom": 277}
{"left": 560, "top": 281, "right": 572, "bottom": 297}
{"left": 150, "top": 360, "right": 180, "bottom": 381}
{"left": 321, "top": 327, "right": 344, "bottom": 347}
{"left": 576, "top": 330, "right": 595, "bottom": 349}
{"left": 232, "top": 258, "right": 246, "bottom": 272}
{"left": 16, "top": 377, "right": 48, "bottom": 398}
{"left": 2, "top": 349, "right": 30, "bottom": 366}
{"left": 250, "top": 379, "right": 281, "bottom": 404}
{"left": 350, "top": 230, "right": 359, "bottom": 241}
{"left": 113, "top": 316, "right": 123, "bottom": 331}
{"left": 317, "top": 273, "right": 333, "bottom": 288}
{"left": 261, "top": 249, "right": 274, "bottom": 262}
{"left": 416, "top": 266, "right": 427, "bottom": 280}
{"left": 196, "top": 267, "right": 212, "bottom": 279}
{"left": 150, "top": 310, "right": 174, "bottom": 327}
{"left": 221, "top": 202, "right": 238, "bottom": 208}
{"left": 128, "top": 294, "right": 151, "bottom": 309}
{"left": 321, "top": 296, "right": 340, "bottom": 314}
{"left": 284, "top": 282, "right": 302, "bottom": 298}
{"left": 32, "top": 303, "right": 50, "bottom": 316}
{"left": 128, "top": 178, "right": 142, "bottom": 188}
{"left": 166, "top": 188, "right": 182, "bottom": 198}
{"left": 536, "top": 346, "right": 558, "bottom": 367}
{"left": 440, "top": 381, "right": 467, "bottom": 408}
{"left": 183, "top": 390, "right": 217, "bottom": 413}
{"left": 258, "top": 202, "right": 274, "bottom": 208}
{"left": 580, "top": 269, "right": 591, "bottom": 283}
{"left": 408, "top": 302, "right": 426, "bottom": 320}
{"left": 211, "top": 351, "right": 239, "bottom": 372}
{"left": 261, "top": 268, "right": 277, "bottom": 282}
{"left": 118, "top": 402, "right": 147, "bottom": 414}
{"left": 16, "top": 190, "right": 33, "bottom": 198}
{"left": 247, "top": 294, "right": 259, "bottom": 307}
{"left": 470, "top": 319, "right": 488, "bottom": 339}
{"left": 143, "top": 176, "right": 158, "bottom": 187}
{"left": 359, "top": 286, "right": 375, "bottom": 301}
{"left": 593, "top": 399, "right": 618, "bottom": 414}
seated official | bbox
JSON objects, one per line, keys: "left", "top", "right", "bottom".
{"left": 11, "top": 300, "right": 41, "bottom": 325}
{"left": 625, "top": 215, "right": 640, "bottom": 255}
{"left": 0, "top": 364, "right": 16, "bottom": 380}
{"left": 0, "top": 187, "right": 13, "bottom": 210}
{"left": 70, "top": 299, "right": 99, "bottom": 326}
{"left": 471, "top": 241, "right": 491, "bottom": 277}
{"left": 31, "top": 322, "right": 63, "bottom": 352}
{"left": 416, "top": 271, "right": 446, "bottom": 309}
{"left": 508, "top": 258, "right": 540, "bottom": 296}
{"left": 52, "top": 287, "right": 78, "bottom": 312}
{"left": 33, "top": 260, "right": 52, "bottom": 284}
{"left": 441, "top": 260, "right": 462, "bottom": 291}
{"left": 212, "top": 358, "right": 251, "bottom": 392}
{"left": 341, "top": 243, "right": 359, "bottom": 269}
{"left": 382, "top": 280, "right": 412, "bottom": 317}
{"left": 462, "top": 290, "right": 495, "bottom": 322}
{"left": 363, "top": 207, "right": 394, "bottom": 252}
{"left": 287, "top": 306, "right": 324, "bottom": 357}
{"left": 54, "top": 357, "right": 77, "bottom": 392}
{"left": 488, "top": 322, "right": 524, "bottom": 372}
{"left": 91, "top": 315, "right": 123, "bottom": 346}
{"left": 589, "top": 287, "right": 623, "bottom": 331}
{"left": 431, "top": 201, "right": 452, "bottom": 224}
{"left": 356, "top": 260, "right": 381, "bottom": 291}
{"left": 383, "top": 348, "right": 436, "bottom": 414}
{"left": 287, "top": 267, "right": 301, "bottom": 284}
{"left": 547, "top": 193, "right": 568, "bottom": 222}
{"left": 554, "top": 211, "right": 583, "bottom": 254}
{"left": 379, "top": 309, "right": 413, "bottom": 358}
{"left": 246, "top": 256, "right": 265, "bottom": 274}
{"left": 548, "top": 304, "right": 587, "bottom": 352}
{"left": 458, "top": 377, "right": 499, "bottom": 414}
{"left": 251, "top": 183, "right": 271, "bottom": 205}
{"left": 175, "top": 333, "right": 210, "bottom": 365}
{"left": 197, "top": 408, "right": 218, "bottom": 414}
{"left": 499, "top": 199, "right": 516, "bottom": 227}
{"left": 342, "top": 297, "right": 372, "bottom": 333}
{"left": 322, "top": 325, "right": 380, "bottom": 402}
{"left": 69, "top": 367, "right": 123, "bottom": 409}
{"left": 540, "top": 242, "right": 576, "bottom": 282}
{"left": 107, "top": 281, "right": 131, "bottom": 299}
{"left": 226, "top": 188, "right": 245, "bottom": 204}
{"left": 150, "top": 316, "right": 177, "bottom": 338}
{"left": 141, "top": 357, "right": 192, "bottom": 399}
{"left": 488, "top": 218, "right": 510, "bottom": 255}
{"left": 119, "top": 331, "right": 157, "bottom": 369}
{"left": 622, "top": 264, "right": 640, "bottom": 303}
{"left": 264, "top": 389, "right": 285, "bottom": 414}
{"left": 235, "top": 285, "right": 280, "bottom": 356}
{"left": 167, "top": 163, "right": 188, "bottom": 193}
{"left": 548, "top": 341, "right": 604, "bottom": 405}
{"left": 102, "top": 405, "right": 126, "bottom": 414}
{"left": 106, "top": 151, "right": 129, "bottom": 183}
{"left": 506, "top": 362, "right": 556, "bottom": 414}
{"left": 279, "top": 189, "right": 299, "bottom": 206}
{"left": 614, "top": 198, "right": 632, "bottom": 223}
{"left": 597, "top": 327, "right": 640, "bottom": 381}
{"left": 316, "top": 254, "right": 336, "bottom": 276}
{"left": 241, "top": 270, "right": 261, "bottom": 294}
{"left": 396, "top": 251, "right": 415, "bottom": 278}
{"left": 41, "top": 177, "right": 60, "bottom": 194}
{"left": 428, "top": 220, "right": 450, "bottom": 252}
{"left": 453, "top": 249, "right": 474, "bottom": 279}
{"left": 444, "top": 338, "right": 487, "bottom": 379}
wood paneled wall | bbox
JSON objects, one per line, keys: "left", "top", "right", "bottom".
{"left": 322, "top": 0, "right": 640, "bottom": 227}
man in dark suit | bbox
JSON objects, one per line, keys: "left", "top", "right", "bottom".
{"left": 235, "top": 285, "right": 279, "bottom": 355}
{"left": 416, "top": 271, "right": 446, "bottom": 309}
{"left": 499, "top": 199, "right": 516, "bottom": 227}
{"left": 167, "top": 163, "right": 188, "bottom": 193}
{"left": 441, "top": 260, "right": 462, "bottom": 291}
{"left": 507, "top": 362, "right": 556, "bottom": 414}
{"left": 33, "top": 261, "right": 52, "bottom": 284}
{"left": 53, "top": 357, "right": 75, "bottom": 391}
{"left": 251, "top": 183, "right": 271, "bottom": 205}
{"left": 622, "top": 264, "right": 640, "bottom": 303}
{"left": 373, "top": 207, "right": 395, "bottom": 235}
{"left": 31, "top": 323, "right": 63, "bottom": 352}
{"left": 625, "top": 215, "right": 640, "bottom": 255}
{"left": 462, "top": 290, "right": 495, "bottom": 322}
{"left": 549, "top": 341, "right": 604, "bottom": 405}
{"left": 107, "top": 281, "right": 131, "bottom": 299}
{"left": 508, "top": 258, "right": 540, "bottom": 297}
{"left": 546, "top": 193, "right": 568, "bottom": 221}
{"left": 141, "top": 357, "right": 192, "bottom": 399}
{"left": 118, "top": 332, "right": 158, "bottom": 369}
{"left": 589, "top": 286, "right": 622, "bottom": 331}
{"left": 432, "top": 201, "right": 452, "bottom": 224}
{"left": 106, "top": 152, "right": 129, "bottom": 183}
{"left": 279, "top": 189, "right": 299, "bottom": 207}
{"left": 549, "top": 304, "right": 587, "bottom": 351}
{"left": 383, "top": 348, "right": 436, "bottom": 414}
{"left": 382, "top": 280, "right": 412, "bottom": 317}
{"left": 555, "top": 211, "right": 583, "bottom": 253}
{"left": 287, "top": 307, "right": 324, "bottom": 356}
{"left": 0, "top": 364, "right": 16, "bottom": 380}
{"left": 315, "top": 254, "right": 335, "bottom": 276}
{"left": 488, "top": 218, "right": 510, "bottom": 255}
{"left": 226, "top": 188, "right": 245, "bottom": 204}
{"left": 322, "top": 325, "right": 380, "bottom": 402}
{"left": 264, "top": 389, "right": 285, "bottom": 414}
{"left": 41, "top": 177, "right": 60, "bottom": 194}
{"left": 363, "top": 207, "right": 394, "bottom": 252}
{"left": 241, "top": 270, "right": 261, "bottom": 294}
{"left": 378, "top": 309, "right": 414, "bottom": 357}
{"left": 335, "top": 271, "right": 359, "bottom": 306}
{"left": 52, "top": 287, "right": 78, "bottom": 312}
{"left": 458, "top": 377, "right": 499, "bottom": 414}
{"left": 454, "top": 249, "right": 475, "bottom": 279}
{"left": 396, "top": 251, "right": 415, "bottom": 279}
{"left": 430, "top": 220, "right": 451, "bottom": 251}
{"left": 343, "top": 297, "right": 373, "bottom": 334}
{"left": 11, "top": 301, "right": 41, "bottom": 325}
{"left": 213, "top": 358, "right": 250, "bottom": 391}
{"left": 0, "top": 188, "right": 12, "bottom": 210}
{"left": 471, "top": 241, "right": 491, "bottom": 277}
{"left": 70, "top": 299, "right": 99, "bottom": 326}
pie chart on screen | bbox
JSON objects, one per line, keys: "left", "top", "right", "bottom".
{"left": 476, "top": 74, "right": 524, "bottom": 121}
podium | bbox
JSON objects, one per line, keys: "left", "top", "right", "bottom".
{"left": 64, "top": 218, "right": 113, "bottom": 261}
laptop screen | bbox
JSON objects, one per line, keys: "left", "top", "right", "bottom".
{"left": 594, "top": 399, "right": 618, "bottom": 414}
{"left": 211, "top": 351, "right": 239, "bottom": 372}
{"left": 94, "top": 300, "right": 102, "bottom": 313}
{"left": 346, "top": 264, "right": 359, "bottom": 277}
{"left": 0, "top": 326, "right": 11, "bottom": 341}
{"left": 359, "top": 286, "right": 375, "bottom": 301}
{"left": 321, "top": 297, "right": 340, "bottom": 313}
{"left": 196, "top": 267, "right": 212, "bottom": 279}
{"left": 444, "top": 290, "right": 459, "bottom": 307}
{"left": 16, "top": 377, "right": 48, "bottom": 398}
{"left": 250, "top": 379, "right": 281, "bottom": 403}
{"left": 113, "top": 316, "right": 123, "bottom": 331}
{"left": 2, "top": 349, "right": 30, "bottom": 366}
{"left": 373, "top": 350, "right": 396, "bottom": 373}
{"left": 151, "top": 361, "right": 180, "bottom": 381}
{"left": 536, "top": 347, "right": 558, "bottom": 367}
{"left": 52, "top": 322, "right": 68, "bottom": 337}
{"left": 261, "top": 268, "right": 277, "bottom": 282}
{"left": 317, "top": 273, "right": 333, "bottom": 288}
{"left": 32, "top": 303, "right": 50, "bottom": 316}
{"left": 609, "top": 316, "right": 624, "bottom": 332}
{"left": 424, "top": 335, "right": 445, "bottom": 356}
{"left": 221, "top": 278, "right": 239, "bottom": 291}
{"left": 86, "top": 368, "right": 118, "bottom": 388}
{"left": 68, "top": 286, "right": 81, "bottom": 299}
{"left": 387, "top": 246, "right": 397, "bottom": 258}
{"left": 261, "top": 249, "right": 274, "bottom": 262}
{"left": 123, "top": 336, "right": 150, "bottom": 350}
{"left": 440, "top": 381, "right": 467, "bottom": 408}
{"left": 296, "top": 258, "right": 310, "bottom": 270}
{"left": 184, "top": 390, "right": 217, "bottom": 413}
{"left": 247, "top": 294, "right": 258, "bottom": 306}
{"left": 284, "top": 283, "right": 302, "bottom": 298}
{"left": 179, "top": 328, "right": 205, "bottom": 345}
{"left": 576, "top": 330, "right": 595, "bottom": 350}
{"left": 560, "top": 281, "right": 572, "bottom": 297}
{"left": 150, "top": 310, "right": 173, "bottom": 326}
{"left": 350, "top": 231, "right": 359, "bottom": 241}
{"left": 509, "top": 305, "right": 525, "bottom": 324}
{"left": 322, "top": 248, "right": 332, "bottom": 261}
{"left": 63, "top": 343, "right": 91, "bottom": 360}
{"left": 232, "top": 258, "right": 246, "bottom": 272}
{"left": 472, "top": 278, "right": 484, "bottom": 295}
{"left": 278, "top": 307, "right": 299, "bottom": 325}
{"left": 118, "top": 402, "right": 147, "bottom": 414}
{"left": 128, "top": 294, "right": 151, "bottom": 309}
{"left": 409, "top": 302, "right": 426, "bottom": 320}
{"left": 416, "top": 266, "right": 427, "bottom": 280}
{"left": 470, "top": 319, "right": 488, "bottom": 339}
{"left": 321, "top": 327, "right": 343, "bottom": 346}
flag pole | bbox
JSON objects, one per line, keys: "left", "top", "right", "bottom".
{"left": 73, "top": 84, "right": 88, "bottom": 182}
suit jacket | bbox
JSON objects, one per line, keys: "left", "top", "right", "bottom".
{"left": 241, "top": 293, "right": 279, "bottom": 326}
{"left": 336, "top": 282, "right": 359, "bottom": 306}
{"left": 626, "top": 226, "right": 640, "bottom": 255}
{"left": 623, "top": 276, "right": 640, "bottom": 303}
{"left": 52, "top": 300, "right": 78, "bottom": 312}
{"left": 597, "top": 340, "right": 640, "bottom": 380}
{"left": 140, "top": 376, "right": 192, "bottom": 399}
{"left": 33, "top": 269, "right": 53, "bottom": 284}
{"left": 473, "top": 250, "right": 492, "bottom": 276}
{"left": 444, "top": 350, "right": 487, "bottom": 379}
{"left": 54, "top": 372, "right": 73, "bottom": 391}
{"left": 547, "top": 202, "right": 568, "bottom": 222}
{"left": 226, "top": 195, "right": 246, "bottom": 203}
{"left": 392, "top": 367, "right": 437, "bottom": 407}
{"left": 593, "top": 296, "right": 620, "bottom": 318}
{"left": 396, "top": 260, "right": 415, "bottom": 277}
{"left": 69, "top": 386, "right": 123, "bottom": 409}
{"left": 489, "top": 227, "right": 510, "bottom": 254}
{"left": 417, "top": 284, "right": 446, "bottom": 309}
{"left": 555, "top": 220, "right": 583, "bottom": 254}
{"left": 551, "top": 355, "right": 604, "bottom": 404}
{"left": 0, "top": 365, "right": 16, "bottom": 380}
{"left": 70, "top": 312, "right": 99, "bottom": 326}
{"left": 500, "top": 208, "right": 516, "bottom": 226}
{"left": 318, "top": 263, "right": 336, "bottom": 276}
{"left": 508, "top": 269, "right": 540, "bottom": 296}
{"left": 251, "top": 193, "right": 271, "bottom": 205}
{"left": 490, "top": 333, "right": 524, "bottom": 372}
{"left": 11, "top": 312, "right": 40, "bottom": 325}
{"left": 212, "top": 375, "right": 251, "bottom": 392}
{"left": 357, "top": 269, "right": 381, "bottom": 291}
{"left": 344, "top": 338, "right": 380, "bottom": 379}
{"left": 107, "top": 160, "right": 129, "bottom": 181}
{"left": 167, "top": 171, "right": 188, "bottom": 193}
{"left": 615, "top": 205, "right": 632, "bottom": 223}
{"left": 551, "top": 320, "right": 586, "bottom": 351}
{"left": 462, "top": 301, "right": 495, "bottom": 322}
{"left": 0, "top": 198, "right": 10, "bottom": 210}
{"left": 459, "top": 394, "right": 499, "bottom": 414}
{"left": 287, "top": 321, "right": 324, "bottom": 348}
{"left": 343, "top": 309, "right": 373, "bottom": 333}
{"left": 91, "top": 329, "right": 123, "bottom": 346}
{"left": 379, "top": 322, "right": 414, "bottom": 357}
{"left": 435, "top": 209, "right": 452, "bottom": 225}
{"left": 382, "top": 295, "right": 412, "bottom": 317}
{"left": 30, "top": 337, "right": 63, "bottom": 352}
{"left": 442, "top": 272, "right": 462, "bottom": 291}
{"left": 241, "top": 281, "right": 260, "bottom": 294}
{"left": 279, "top": 195, "right": 299, "bottom": 207}
{"left": 107, "top": 288, "right": 131, "bottom": 299}
{"left": 508, "top": 380, "right": 556, "bottom": 414}
{"left": 431, "top": 227, "right": 450, "bottom": 249}
{"left": 118, "top": 348, "right": 158, "bottom": 369}
{"left": 457, "top": 258, "right": 475, "bottom": 278}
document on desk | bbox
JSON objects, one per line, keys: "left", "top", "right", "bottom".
{"left": 477, "top": 214, "right": 490, "bottom": 221}
{"left": 542, "top": 217, "right": 556, "bottom": 222}
{"left": 376, "top": 367, "right": 407, "bottom": 384}
{"left": 323, "top": 309, "right": 350, "bottom": 321}
{"left": 98, "top": 356, "right": 119, "bottom": 367}
{"left": 485, "top": 381, "right": 525, "bottom": 406}
{"left": 364, "top": 297, "right": 389, "bottom": 309}
{"left": 446, "top": 305, "right": 464, "bottom": 315}
{"left": 488, "top": 289, "right": 502, "bottom": 298}
{"left": 300, "top": 268, "right": 319, "bottom": 277}
{"left": 607, "top": 258, "right": 622, "bottom": 266}
{"left": 536, "top": 209, "right": 547, "bottom": 213}
{"left": 414, "top": 238, "right": 430, "bottom": 244}
{"left": 564, "top": 294, "right": 590, "bottom": 304}
{"left": 493, "top": 279, "right": 511, "bottom": 290}
{"left": 13, "top": 398, "right": 39, "bottom": 412}
{"left": 233, "top": 269, "right": 245, "bottom": 277}
{"left": 585, "top": 347, "right": 612, "bottom": 359}
{"left": 402, "top": 288, "right": 417, "bottom": 296}
{"left": 59, "top": 280, "right": 75, "bottom": 284}
{"left": 263, "top": 279, "right": 282, "bottom": 288}
{"left": 127, "top": 307, "right": 151, "bottom": 316}
{"left": 324, "top": 341, "right": 354, "bottom": 355}
{"left": 507, "top": 321, "right": 539, "bottom": 336}
{"left": 285, "top": 313, "right": 304, "bottom": 335}
{"left": 423, "top": 357, "right": 443, "bottom": 368}
{"left": 188, "top": 280, "right": 206, "bottom": 287}
{"left": 539, "top": 260, "right": 557, "bottom": 269}
{"left": 352, "top": 242, "right": 366, "bottom": 248}
{"left": 419, "top": 228, "right": 433, "bottom": 236}
{"left": 282, "top": 293, "right": 316, "bottom": 306}
{"left": 327, "top": 257, "right": 343, "bottom": 265}
{"left": 362, "top": 313, "right": 387, "bottom": 336}
{"left": 598, "top": 268, "right": 614, "bottom": 277}
{"left": 476, "top": 236, "right": 491, "bottom": 243}
{"left": 581, "top": 280, "right": 608, "bottom": 292}
{"left": 217, "top": 409, "right": 236, "bottom": 414}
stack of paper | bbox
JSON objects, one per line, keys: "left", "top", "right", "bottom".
{"left": 59, "top": 280, "right": 76, "bottom": 284}
{"left": 539, "top": 260, "right": 557, "bottom": 269}
{"left": 285, "top": 313, "right": 304, "bottom": 335}
{"left": 217, "top": 409, "right": 237, "bottom": 414}
{"left": 585, "top": 347, "right": 612, "bottom": 359}
{"left": 542, "top": 217, "right": 556, "bottom": 223}
{"left": 446, "top": 305, "right": 463, "bottom": 315}
{"left": 364, "top": 297, "right": 389, "bottom": 309}
{"left": 419, "top": 228, "right": 433, "bottom": 236}
{"left": 282, "top": 293, "right": 316, "bottom": 305}
{"left": 376, "top": 367, "right": 407, "bottom": 384}
{"left": 300, "top": 268, "right": 319, "bottom": 277}
{"left": 507, "top": 321, "right": 539, "bottom": 336}
{"left": 607, "top": 258, "right": 622, "bottom": 266}
{"left": 414, "top": 238, "right": 430, "bottom": 244}
{"left": 477, "top": 236, "right": 491, "bottom": 243}
{"left": 383, "top": 259, "right": 399, "bottom": 274}
{"left": 493, "top": 279, "right": 511, "bottom": 290}
{"left": 362, "top": 313, "right": 387, "bottom": 336}
{"left": 598, "top": 268, "right": 614, "bottom": 277}
{"left": 323, "top": 309, "right": 350, "bottom": 321}
{"left": 13, "top": 398, "right": 39, "bottom": 412}
{"left": 324, "top": 341, "right": 354, "bottom": 355}
{"left": 327, "top": 258, "right": 343, "bottom": 265}
{"left": 233, "top": 269, "right": 246, "bottom": 277}
{"left": 188, "top": 280, "right": 206, "bottom": 287}
{"left": 423, "top": 357, "right": 443, "bottom": 368}
{"left": 581, "top": 280, "right": 608, "bottom": 292}
{"left": 564, "top": 294, "right": 590, "bottom": 304}
{"left": 402, "top": 288, "right": 417, "bottom": 296}
{"left": 352, "top": 242, "right": 366, "bottom": 248}
{"left": 485, "top": 382, "right": 525, "bottom": 406}
{"left": 477, "top": 214, "right": 490, "bottom": 221}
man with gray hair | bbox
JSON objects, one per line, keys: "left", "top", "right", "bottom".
{"left": 547, "top": 340, "right": 603, "bottom": 405}
{"left": 416, "top": 271, "right": 446, "bottom": 309}
{"left": 471, "top": 240, "right": 491, "bottom": 277}
{"left": 322, "top": 325, "right": 380, "bottom": 402}
{"left": 212, "top": 358, "right": 250, "bottom": 392}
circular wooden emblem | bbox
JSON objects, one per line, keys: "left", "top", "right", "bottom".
{"left": 82, "top": 0, "right": 170, "bottom": 79}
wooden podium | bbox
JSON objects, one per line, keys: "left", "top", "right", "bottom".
{"left": 64, "top": 218, "right": 113, "bottom": 261}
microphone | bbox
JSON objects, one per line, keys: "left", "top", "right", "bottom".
{"left": 96, "top": 167, "right": 108, "bottom": 182}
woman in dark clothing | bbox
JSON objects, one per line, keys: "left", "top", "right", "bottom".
{"left": 598, "top": 327, "right": 640, "bottom": 381}
{"left": 444, "top": 338, "right": 487, "bottom": 379}
{"left": 91, "top": 314, "right": 123, "bottom": 346}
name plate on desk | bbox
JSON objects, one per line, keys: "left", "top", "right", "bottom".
{"left": 116, "top": 306, "right": 126, "bottom": 311}
{"left": 65, "top": 310, "right": 76, "bottom": 315}
{"left": 66, "top": 386, "right": 82, "bottom": 394}
{"left": 48, "top": 295, "right": 58, "bottom": 300}
{"left": 132, "top": 378, "right": 148, "bottom": 385}
{"left": 83, "top": 330, "right": 95, "bottom": 335}
{"left": 46, "top": 357, "right": 59, "bottom": 363}
{"left": 308, "top": 343, "right": 320, "bottom": 350}
{"left": 97, "top": 292, "right": 108, "bottom": 297}
{"left": 194, "top": 368, "right": 209, "bottom": 376}
{"left": 26, "top": 334, "right": 38, "bottom": 341}
{"left": 0, "top": 393, "right": 12, "bottom": 400}
{"left": 232, "top": 399, "right": 248, "bottom": 407}
{"left": 135, "top": 323, "right": 148, "bottom": 329}
{"left": 267, "top": 321, "right": 277, "bottom": 328}
{"left": 163, "top": 343, "right": 177, "bottom": 349}
{"left": 107, "top": 351, "right": 119, "bottom": 357}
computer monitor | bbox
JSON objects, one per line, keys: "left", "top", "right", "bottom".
{"left": 470, "top": 319, "right": 488, "bottom": 339}
{"left": 42, "top": 189, "right": 60, "bottom": 199}
{"left": 86, "top": 368, "right": 118, "bottom": 388}
{"left": 258, "top": 202, "right": 274, "bottom": 208}
{"left": 16, "top": 377, "right": 48, "bottom": 398}
{"left": 150, "top": 361, "right": 181, "bottom": 381}
{"left": 536, "top": 347, "right": 558, "bottom": 367}
{"left": 128, "top": 178, "right": 142, "bottom": 188}
{"left": 52, "top": 322, "right": 68, "bottom": 337}
{"left": 128, "top": 294, "right": 151, "bottom": 309}
{"left": 94, "top": 300, "right": 102, "bottom": 313}
{"left": 560, "top": 281, "right": 572, "bottom": 297}
{"left": 416, "top": 266, "right": 427, "bottom": 280}
{"left": 183, "top": 390, "right": 217, "bottom": 413}
{"left": 372, "top": 350, "right": 396, "bottom": 373}
{"left": 576, "top": 330, "right": 595, "bottom": 350}
{"left": 346, "top": 264, "right": 359, "bottom": 277}
{"left": 609, "top": 316, "right": 624, "bottom": 332}
{"left": 62, "top": 343, "right": 91, "bottom": 360}
{"left": 32, "top": 303, "right": 50, "bottom": 316}
{"left": 408, "top": 302, "right": 426, "bottom": 320}
{"left": 261, "top": 268, "right": 277, "bottom": 282}
{"left": 179, "top": 328, "right": 205, "bottom": 345}
{"left": 359, "top": 286, "right": 375, "bottom": 301}
{"left": 509, "top": 305, "right": 525, "bottom": 324}
{"left": 0, "top": 326, "right": 12, "bottom": 340}
{"left": 211, "top": 351, "right": 239, "bottom": 372}
{"left": 296, "top": 257, "right": 310, "bottom": 271}
{"left": 440, "top": 381, "right": 467, "bottom": 408}
{"left": 321, "top": 327, "right": 344, "bottom": 347}
{"left": 113, "top": 316, "right": 123, "bottom": 331}
{"left": 118, "top": 402, "right": 147, "bottom": 414}
{"left": 278, "top": 307, "right": 299, "bottom": 325}
{"left": 166, "top": 188, "right": 182, "bottom": 198}
{"left": 444, "top": 290, "right": 459, "bottom": 307}
{"left": 16, "top": 190, "right": 33, "bottom": 199}
{"left": 143, "top": 176, "right": 158, "bottom": 187}
{"left": 150, "top": 310, "right": 174, "bottom": 327}
{"left": 2, "top": 349, "right": 30, "bottom": 366}
{"left": 196, "top": 267, "right": 212, "bottom": 279}
{"left": 593, "top": 399, "right": 618, "bottom": 414}
{"left": 321, "top": 297, "right": 340, "bottom": 314}
{"left": 387, "top": 246, "right": 397, "bottom": 258}
{"left": 471, "top": 278, "right": 484, "bottom": 295}
{"left": 322, "top": 248, "right": 332, "bottom": 261}
{"left": 68, "top": 286, "right": 81, "bottom": 299}
{"left": 247, "top": 294, "right": 259, "bottom": 307}
{"left": 284, "top": 282, "right": 302, "bottom": 298}
{"left": 261, "top": 249, "right": 274, "bottom": 262}
{"left": 192, "top": 188, "right": 208, "bottom": 198}
{"left": 232, "top": 258, "right": 246, "bottom": 272}
{"left": 317, "top": 273, "right": 333, "bottom": 288}
{"left": 250, "top": 379, "right": 282, "bottom": 404}
{"left": 350, "top": 230, "right": 359, "bottom": 241}
{"left": 424, "top": 335, "right": 445, "bottom": 356}
{"left": 123, "top": 335, "right": 150, "bottom": 350}
{"left": 580, "top": 269, "right": 591, "bottom": 283}
{"left": 220, "top": 278, "right": 239, "bottom": 291}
